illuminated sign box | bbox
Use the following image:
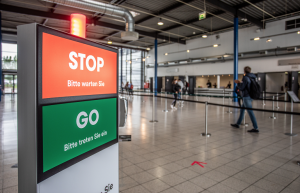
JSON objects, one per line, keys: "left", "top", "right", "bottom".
{"left": 36, "top": 25, "right": 118, "bottom": 182}
{"left": 42, "top": 98, "right": 117, "bottom": 172}
{"left": 42, "top": 33, "right": 117, "bottom": 99}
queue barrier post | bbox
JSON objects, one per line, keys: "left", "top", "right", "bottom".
{"left": 223, "top": 89, "right": 225, "bottom": 105}
{"left": 285, "top": 100, "right": 297, "bottom": 136}
{"left": 276, "top": 93, "right": 279, "bottom": 109}
{"left": 150, "top": 90, "right": 158, "bottom": 122}
{"left": 163, "top": 92, "right": 168, "bottom": 112}
{"left": 226, "top": 96, "right": 232, "bottom": 113}
{"left": 284, "top": 92, "right": 287, "bottom": 111}
{"left": 262, "top": 91, "right": 266, "bottom": 106}
{"left": 240, "top": 112, "right": 249, "bottom": 127}
{"left": 201, "top": 101, "right": 211, "bottom": 137}
{"left": 269, "top": 96, "right": 277, "bottom": 119}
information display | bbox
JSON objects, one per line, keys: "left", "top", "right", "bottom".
{"left": 42, "top": 33, "right": 117, "bottom": 99}
{"left": 42, "top": 98, "right": 117, "bottom": 172}
{"left": 35, "top": 25, "right": 119, "bottom": 183}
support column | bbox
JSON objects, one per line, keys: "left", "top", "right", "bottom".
{"left": 154, "top": 37, "right": 158, "bottom": 96}
{"left": 140, "top": 51, "right": 144, "bottom": 89}
{"left": 120, "top": 49, "right": 123, "bottom": 90}
{"left": 217, "top": 75, "right": 220, "bottom": 89}
{"left": 130, "top": 49, "right": 132, "bottom": 83}
{"left": 0, "top": 11, "right": 2, "bottom": 101}
{"left": 233, "top": 16, "right": 238, "bottom": 102}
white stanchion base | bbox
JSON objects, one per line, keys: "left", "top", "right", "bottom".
{"left": 241, "top": 123, "right": 249, "bottom": 127}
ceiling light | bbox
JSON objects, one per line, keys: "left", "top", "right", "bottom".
{"left": 193, "top": 32, "right": 196, "bottom": 34}
{"left": 266, "top": 39, "right": 272, "bottom": 42}
{"left": 107, "top": 40, "right": 112, "bottom": 44}
{"left": 163, "top": 39, "right": 166, "bottom": 42}
{"left": 254, "top": 37, "right": 260, "bottom": 41}
{"left": 165, "top": 53, "right": 168, "bottom": 56}
{"left": 142, "top": 58, "right": 146, "bottom": 61}
{"left": 213, "top": 44, "right": 218, "bottom": 47}
{"left": 129, "top": 61, "right": 132, "bottom": 64}
{"left": 187, "top": 50, "right": 190, "bottom": 53}
{"left": 202, "top": 35, "right": 207, "bottom": 38}
{"left": 298, "top": 31, "right": 300, "bottom": 34}
{"left": 135, "top": 58, "right": 138, "bottom": 61}
{"left": 146, "top": 47, "right": 150, "bottom": 50}
{"left": 147, "top": 56, "right": 149, "bottom": 58}
{"left": 158, "top": 18, "right": 164, "bottom": 25}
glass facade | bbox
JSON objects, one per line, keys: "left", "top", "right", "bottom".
{"left": 2, "top": 43, "right": 17, "bottom": 70}
{"left": 119, "top": 49, "right": 145, "bottom": 90}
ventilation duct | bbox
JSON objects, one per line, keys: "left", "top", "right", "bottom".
{"left": 41, "top": 0, "right": 139, "bottom": 41}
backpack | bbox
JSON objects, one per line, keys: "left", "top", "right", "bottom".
{"left": 130, "top": 85, "right": 133, "bottom": 89}
{"left": 246, "top": 75, "right": 261, "bottom": 99}
{"left": 186, "top": 82, "right": 189, "bottom": 87}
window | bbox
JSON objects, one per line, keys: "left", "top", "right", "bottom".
{"left": 2, "top": 43, "right": 17, "bottom": 70}
{"left": 119, "top": 49, "right": 145, "bottom": 90}
{"left": 285, "top": 18, "right": 300, "bottom": 30}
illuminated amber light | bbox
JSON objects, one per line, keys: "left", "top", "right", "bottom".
{"left": 70, "top": 14, "right": 86, "bottom": 38}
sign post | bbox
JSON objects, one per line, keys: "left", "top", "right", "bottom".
{"left": 18, "top": 24, "right": 119, "bottom": 193}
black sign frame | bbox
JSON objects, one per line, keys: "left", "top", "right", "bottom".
{"left": 36, "top": 25, "right": 119, "bottom": 183}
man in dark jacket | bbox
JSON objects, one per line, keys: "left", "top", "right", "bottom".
{"left": 231, "top": 66, "right": 259, "bottom": 133}
{"left": 171, "top": 79, "right": 181, "bottom": 109}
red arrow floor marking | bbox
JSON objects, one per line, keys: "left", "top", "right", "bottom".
{"left": 191, "top": 161, "right": 207, "bottom": 168}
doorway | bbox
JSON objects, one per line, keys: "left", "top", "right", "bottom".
{"left": 4, "top": 74, "right": 17, "bottom": 94}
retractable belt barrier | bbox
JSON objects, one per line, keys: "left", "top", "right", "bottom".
{"left": 120, "top": 91, "right": 300, "bottom": 115}
{"left": 121, "top": 91, "right": 300, "bottom": 138}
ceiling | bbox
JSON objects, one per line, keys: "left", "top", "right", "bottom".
{"left": 1, "top": 0, "right": 300, "bottom": 49}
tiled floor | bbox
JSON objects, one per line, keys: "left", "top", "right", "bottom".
{"left": 119, "top": 93, "right": 300, "bottom": 193}
{"left": 0, "top": 95, "right": 18, "bottom": 193}
{"left": 1, "top": 93, "right": 300, "bottom": 193}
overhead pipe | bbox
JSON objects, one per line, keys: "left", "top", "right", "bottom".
{"left": 40, "top": 0, "right": 139, "bottom": 40}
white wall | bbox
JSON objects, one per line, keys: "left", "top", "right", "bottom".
{"left": 146, "top": 16, "right": 300, "bottom": 80}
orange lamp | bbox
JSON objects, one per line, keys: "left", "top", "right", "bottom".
{"left": 70, "top": 14, "right": 86, "bottom": 38}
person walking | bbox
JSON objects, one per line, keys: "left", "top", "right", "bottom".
{"left": 125, "top": 82, "right": 129, "bottom": 95}
{"left": 121, "top": 82, "right": 125, "bottom": 93}
{"left": 226, "top": 81, "right": 232, "bottom": 89}
{"left": 231, "top": 66, "right": 259, "bottom": 132}
{"left": 128, "top": 82, "right": 133, "bottom": 96}
{"left": 177, "top": 79, "right": 184, "bottom": 105}
{"left": 207, "top": 80, "right": 212, "bottom": 88}
{"left": 213, "top": 82, "right": 217, "bottom": 88}
{"left": 171, "top": 79, "right": 180, "bottom": 109}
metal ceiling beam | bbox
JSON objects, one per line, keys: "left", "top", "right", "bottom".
{"left": 0, "top": 3, "right": 185, "bottom": 44}
{"left": 42, "top": 3, "right": 57, "bottom": 25}
{"left": 161, "top": 10, "right": 225, "bottom": 32}
{"left": 235, "top": 0, "right": 265, "bottom": 9}
{"left": 135, "top": 0, "right": 195, "bottom": 24}
{"left": 101, "top": 31, "right": 120, "bottom": 40}
{"left": 205, "top": 0, "right": 264, "bottom": 28}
